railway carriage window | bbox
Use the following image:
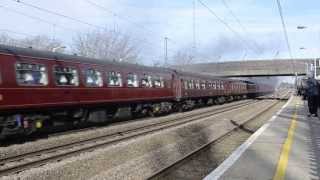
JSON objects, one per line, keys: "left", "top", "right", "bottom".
{"left": 189, "top": 80, "right": 194, "bottom": 89}
{"left": 195, "top": 80, "right": 200, "bottom": 89}
{"left": 206, "top": 82, "right": 210, "bottom": 89}
{"left": 184, "top": 80, "right": 188, "bottom": 89}
{"left": 16, "top": 63, "right": 48, "bottom": 86}
{"left": 54, "top": 66, "right": 79, "bottom": 86}
{"left": 141, "top": 74, "right": 152, "bottom": 88}
{"left": 201, "top": 82, "right": 206, "bottom": 89}
{"left": 108, "top": 71, "right": 122, "bottom": 87}
{"left": 127, "top": 73, "right": 138, "bottom": 87}
{"left": 141, "top": 75, "right": 147, "bottom": 87}
{"left": 154, "top": 76, "right": 164, "bottom": 88}
{"left": 85, "top": 69, "right": 103, "bottom": 87}
{"left": 160, "top": 77, "right": 165, "bottom": 88}
{"left": 221, "top": 81, "right": 224, "bottom": 90}
{"left": 147, "top": 75, "right": 153, "bottom": 87}
{"left": 213, "top": 81, "right": 216, "bottom": 89}
{"left": 154, "top": 77, "right": 161, "bottom": 88}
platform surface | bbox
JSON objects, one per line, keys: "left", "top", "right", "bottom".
{"left": 204, "top": 96, "right": 320, "bottom": 180}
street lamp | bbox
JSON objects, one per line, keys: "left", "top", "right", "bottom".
{"left": 297, "top": 26, "right": 307, "bottom": 30}
{"left": 296, "top": 25, "right": 320, "bottom": 79}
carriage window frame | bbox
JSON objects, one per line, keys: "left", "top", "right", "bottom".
{"left": 53, "top": 66, "right": 79, "bottom": 87}
{"left": 154, "top": 76, "right": 164, "bottom": 88}
{"left": 212, "top": 81, "right": 216, "bottom": 89}
{"left": 201, "top": 81, "right": 206, "bottom": 89}
{"left": 127, "top": 73, "right": 139, "bottom": 87}
{"left": 195, "top": 80, "right": 200, "bottom": 89}
{"left": 84, "top": 68, "right": 103, "bottom": 87}
{"left": 108, "top": 71, "right": 123, "bottom": 87}
{"left": 184, "top": 80, "right": 188, "bottom": 89}
{"left": 15, "top": 62, "right": 48, "bottom": 86}
{"left": 141, "top": 74, "right": 153, "bottom": 88}
{"left": 189, "top": 80, "right": 194, "bottom": 89}
{"left": 216, "top": 81, "right": 220, "bottom": 89}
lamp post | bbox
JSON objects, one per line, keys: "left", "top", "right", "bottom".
{"left": 297, "top": 26, "right": 307, "bottom": 30}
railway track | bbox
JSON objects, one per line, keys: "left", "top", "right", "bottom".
{"left": 146, "top": 99, "right": 281, "bottom": 180}
{"left": 34, "top": 100, "right": 254, "bottom": 140}
{"left": 36, "top": 100, "right": 254, "bottom": 140}
{"left": 0, "top": 99, "right": 263, "bottom": 177}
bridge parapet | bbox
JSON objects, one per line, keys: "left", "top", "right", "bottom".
{"left": 175, "top": 59, "right": 315, "bottom": 77}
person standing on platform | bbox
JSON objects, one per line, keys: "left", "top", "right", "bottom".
{"left": 306, "top": 76, "right": 319, "bottom": 117}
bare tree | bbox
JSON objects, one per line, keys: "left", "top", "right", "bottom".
{"left": 172, "top": 48, "right": 195, "bottom": 66}
{"left": 72, "top": 29, "right": 140, "bottom": 63}
{"left": 0, "top": 33, "right": 65, "bottom": 52}
{"left": 22, "top": 35, "right": 65, "bottom": 52}
{"left": 0, "top": 34, "right": 24, "bottom": 47}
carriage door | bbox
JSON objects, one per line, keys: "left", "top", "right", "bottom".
{"left": 53, "top": 61, "right": 78, "bottom": 104}
{"left": 172, "top": 73, "right": 182, "bottom": 99}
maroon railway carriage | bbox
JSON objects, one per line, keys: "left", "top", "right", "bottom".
{"left": 0, "top": 45, "right": 177, "bottom": 137}
{"left": 0, "top": 45, "right": 273, "bottom": 138}
{"left": 173, "top": 71, "right": 252, "bottom": 109}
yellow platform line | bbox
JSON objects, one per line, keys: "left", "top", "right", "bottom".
{"left": 273, "top": 104, "right": 298, "bottom": 180}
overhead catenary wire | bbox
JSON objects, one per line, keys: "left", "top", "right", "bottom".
{"left": 275, "top": 0, "right": 295, "bottom": 74}
{"left": 0, "top": 4, "right": 77, "bottom": 32}
{"left": 10, "top": 0, "right": 172, "bottom": 52}
{"left": 197, "top": 0, "right": 254, "bottom": 55}
{"left": 84, "top": 0, "right": 179, "bottom": 60}
{"left": 84, "top": 0, "right": 181, "bottom": 48}
{"left": 275, "top": 0, "right": 293, "bottom": 59}
{"left": 220, "top": 0, "right": 262, "bottom": 54}
{"left": 0, "top": 3, "right": 80, "bottom": 50}
{"left": 84, "top": 0, "right": 158, "bottom": 37}
{"left": 13, "top": 0, "right": 105, "bottom": 30}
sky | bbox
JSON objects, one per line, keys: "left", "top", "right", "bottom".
{"left": 1, "top": 0, "right": 320, "bottom": 65}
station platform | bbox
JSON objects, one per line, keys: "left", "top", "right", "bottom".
{"left": 204, "top": 96, "right": 320, "bottom": 180}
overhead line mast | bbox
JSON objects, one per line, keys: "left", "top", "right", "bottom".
{"left": 193, "top": 0, "right": 197, "bottom": 60}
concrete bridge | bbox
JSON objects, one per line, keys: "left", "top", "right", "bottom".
{"left": 175, "top": 59, "right": 315, "bottom": 77}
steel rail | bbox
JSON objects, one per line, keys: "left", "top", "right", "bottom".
{"left": 0, "top": 99, "right": 262, "bottom": 176}
{"left": 146, "top": 100, "right": 280, "bottom": 179}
